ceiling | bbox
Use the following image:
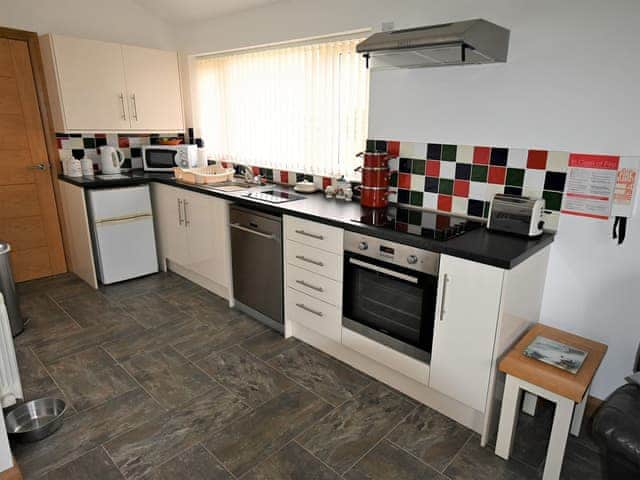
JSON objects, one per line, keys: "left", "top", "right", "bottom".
{"left": 131, "top": 0, "right": 281, "bottom": 24}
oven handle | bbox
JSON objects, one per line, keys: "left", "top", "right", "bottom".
{"left": 348, "top": 258, "right": 419, "bottom": 284}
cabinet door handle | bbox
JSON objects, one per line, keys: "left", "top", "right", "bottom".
{"left": 295, "top": 279, "right": 324, "bottom": 292}
{"left": 183, "top": 199, "right": 190, "bottom": 226}
{"left": 296, "top": 303, "right": 323, "bottom": 317}
{"left": 130, "top": 93, "right": 139, "bottom": 121}
{"left": 440, "top": 274, "right": 450, "bottom": 321}
{"left": 295, "top": 229, "right": 324, "bottom": 240}
{"left": 295, "top": 255, "right": 323, "bottom": 267}
{"left": 177, "top": 198, "right": 184, "bottom": 225}
{"left": 119, "top": 93, "right": 127, "bottom": 120}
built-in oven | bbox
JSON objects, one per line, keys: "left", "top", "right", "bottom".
{"left": 343, "top": 231, "right": 439, "bottom": 362}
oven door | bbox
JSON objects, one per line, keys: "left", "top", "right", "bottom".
{"left": 143, "top": 148, "right": 178, "bottom": 171}
{"left": 343, "top": 252, "right": 437, "bottom": 362}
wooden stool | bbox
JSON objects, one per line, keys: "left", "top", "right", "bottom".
{"left": 495, "top": 324, "right": 607, "bottom": 480}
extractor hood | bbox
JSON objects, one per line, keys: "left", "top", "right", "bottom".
{"left": 356, "top": 19, "right": 510, "bottom": 69}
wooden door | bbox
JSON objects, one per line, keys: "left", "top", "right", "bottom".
{"left": 122, "top": 45, "right": 184, "bottom": 131}
{"left": 0, "top": 36, "right": 66, "bottom": 282}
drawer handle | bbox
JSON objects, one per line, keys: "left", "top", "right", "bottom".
{"left": 295, "top": 279, "right": 324, "bottom": 292}
{"left": 295, "top": 229, "right": 324, "bottom": 240}
{"left": 295, "top": 255, "right": 324, "bottom": 267}
{"left": 296, "top": 303, "right": 323, "bottom": 317}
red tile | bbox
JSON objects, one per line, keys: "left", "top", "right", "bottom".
{"left": 453, "top": 180, "right": 470, "bottom": 197}
{"left": 56, "top": 138, "right": 62, "bottom": 149}
{"left": 387, "top": 141, "right": 400, "bottom": 157}
{"left": 473, "top": 146, "right": 490, "bottom": 165}
{"left": 426, "top": 160, "right": 440, "bottom": 177}
{"left": 252, "top": 166, "right": 260, "bottom": 175}
{"left": 395, "top": 222, "right": 408, "bottom": 233}
{"left": 527, "top": 150, "right": 548, "bottom": 169}
{"left": 436, "top": 215, "right": 451, "bottom": 231}
{"left": 94, "top": 133, "right": 106, "bottom": 138}
{"left": 488, "top": 166, "right": 506, "bottom": 184}
{"left": 280, "top": 171, "right": 289, "bottom": 184}
{"left": 398, "top": 173, "right": 411, "bottom": 189}
{"left": 221, "top": 162, "right": 228, "bottom": 168}
{"left": 118, "top": 137, "right": 129, "bottom": 148}
{"left": 438, "top": 194, "right": 452, "bottom": 212}
{"left": 322, "top": 177, "right": 332, "bottom": 189}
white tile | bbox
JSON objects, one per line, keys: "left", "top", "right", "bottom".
{"left": 507, "top": 148, "right": 527, "bottom": 168}
{"left": 456, "top": 145, "right": 474, "bottom": 164}
{"left": 542, "top": 211, "right": 560, "bottom": 231}
{"left": 523, "top": 187, "right": 544, "bottom": 199}
{"left": 129, "top": 137, "right": 144, "bottom": 147}
{"left": 407, "top": 224, "right": 422, "bottom": 235}
{"left": 468, "top": 181, "right": 488, "bottom": 201}
{"left": 452, "top": 197, "right": 468, "bottom": 215}
{"left": 410, "top": 174, "right": 425, "bottom": 191}
{"left": 288, "top": 174, "right": 298, "bottom": 185}
{"left": 388, "top": 156, "right": 399, "bottom": 171}
{"left": 440, "top": 161, "right": 455, "bottom": 179}
{"left": 313, "top": 175, "right": 324, "bottom": 189}
{"left": 486, "top": 184, "right": 505, "bottom": 201}
{"left": 399, "top": 142, "right": 427, "bottom": 159}
{"left": 388, "top": 191, "right": 398, "bottom": 204}
{"left": 422, "top": 192, "right": 438, "bottom": 211}
{"left": 106, "top": 134, "right": 118, "bottom": 146}
{"left": 547, "top": 151, "right": 569, "bottom": 172}
{"left": 523, "top": 169, "right": 545, "bottom": 193}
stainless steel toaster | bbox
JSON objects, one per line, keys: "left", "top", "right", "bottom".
{"left": 487, "top": 194, "right": 545, "bottom": 237}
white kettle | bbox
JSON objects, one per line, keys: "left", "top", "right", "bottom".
{"left": 100, "top": 146, "right": 125, "bottom": 174}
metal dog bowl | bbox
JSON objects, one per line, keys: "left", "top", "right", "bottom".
{"left": 5, "top": 398, "right": 66, "bottom": 442}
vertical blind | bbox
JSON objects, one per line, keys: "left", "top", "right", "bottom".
{"left": 195, "top": 38, "right": 369, "bottom": 178}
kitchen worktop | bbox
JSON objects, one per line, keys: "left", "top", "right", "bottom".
{"left": 59, "top": 171, "right": 554, "bottom": 269}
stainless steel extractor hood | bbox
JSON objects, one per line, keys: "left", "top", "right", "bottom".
{"left": 356, "top": 19, "right": 510, "bottom": 69}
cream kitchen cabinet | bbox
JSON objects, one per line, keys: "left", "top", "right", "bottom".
{"left": 151, "top": 184, "right": 231, "bottom": 299}
{"left": 40, "top": 34, "right": 183, "bottom": 132}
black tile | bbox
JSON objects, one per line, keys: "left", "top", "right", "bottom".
{"left": 389, "top": 171, "right": 398, "bottom": 187}
{"left": 544, "top": 171, "right": 567, "bottom": 192}
{"left": 455, "top": 163, "right": 471, "bottom": 180}
{"left": 490, "top": 147, "right": 508, "bottom": 166}
{"left": 399, "top": 158, "right": 412, "bottom": 173}
{"left": 424, "top": 177, "right": 439, "bottom": 193}
{"left": 303, "top": 174, "right": 313, "bottom": 182}
{"left": 150, "top": 137, "right": 160, "bottom": 145}
{"left": 69, "top": 133, "right": 82, "bottom": 138}
{"left": 396, "top": 207, "right": 409, "bottom": 223}
{"left": 71, "top": 149, "right": 85, "bottom": 160}
{"left": 82, "top": 138, "right": 96, "bottom": 149}
{"left": 427, "top": 143, "right": 442, "bottom": 160}
{"left": 375, "top": 140, "right": 388, "bottom": 153}
{"left": 467, "top": 199, "right": 485, "bottom": 217}
{"left": 130, "top": 147, "right": 141, "bottom": 157}
{"left": 296, "top": 173, "right": 305, "bottom": 182}
{"left": 95, "top": 137, "right": 107, "bottom": 148}
{"left": 397, "top": 189, "right": 410, "bottom": 205}
{"left": 55, "top": 133, "right": 68, "bottom": 138}
{"left": 122, "top": 158, "right": 132, "bottom": 169}
{"left": 504, "top": 186, "right": 523, "bottom": 196}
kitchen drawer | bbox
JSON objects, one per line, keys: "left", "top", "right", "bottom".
{"left": 286, "top": 240, "right": 341, "bottom": 281}
{"left": 284, "top": 216, "right": 343, "bottom": 254}
{"left": 286, "top": 287, "right": 341, "bottom": 342}
{"left": 286, "top": 264, "right": 341, "bottom": 307}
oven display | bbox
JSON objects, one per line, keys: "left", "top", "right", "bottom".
{"left": 379, "top": 245, "right": 395, "bottom": 256}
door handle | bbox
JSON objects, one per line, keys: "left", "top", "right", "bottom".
{"left": 294, "top": 229, "right": 324, "bottom": 240}
{"left": 183, "top": 199, "right": 190, "bottom": 226}
{"left": 296, "top": 303, "right": 323, "bottom": 317}
{"left": 348, "top": 257, "right": 419, "bottom": 284}
{"left": 230, "top": 223, "right": 276, "bottom": 240}
{"left": 295, "top": 255, "right": 324, "bottom": 267}
{"left": 27, "top": 163, "right": 48, "bottom": 171}
{"left": 119, "top": 93, "right": 127, "bottom": 120}
{"left": 295, "top": 279, "right": 324, "bottom": 292}
{"left": 177, "top": 198, "right": 184, "bottom": 226}
{"left": 130, "top": 94, "right": 139, "bottom": 121}
{"left": 440, "top": 274, "right": 450, "bottom": 321}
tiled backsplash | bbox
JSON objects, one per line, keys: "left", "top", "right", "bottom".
{"left": 56, "top": 132, "right": 184, "bottom": 171}
{"left": 367, "top": 139, "right": 568, "bottom": 228}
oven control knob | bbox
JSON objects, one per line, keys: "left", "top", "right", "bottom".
{"left": 407, "top": 255, "right": 418, "bottom": 265}
{"left": 358, "top": 241, "right": 368, "bottom": 251}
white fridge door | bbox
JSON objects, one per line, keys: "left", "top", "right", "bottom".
{"left": 94, "top": 216, "right": 158, "bottom": 284}
{"left": 88, "top": 185, "right": 152, "bottom": 221}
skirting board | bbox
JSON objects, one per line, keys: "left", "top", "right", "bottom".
{"left": 289, "top": 320, "right": 486, "bottom": 434}
{"left": 0, "top": 459, "right": 22, "bottom": 480}
{"left": 166, "top": 260, "right": 229, "bottom": 301}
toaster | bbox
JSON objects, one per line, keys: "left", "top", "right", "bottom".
{"left": 487, "top": 194, "right": 545, "bottom": 237}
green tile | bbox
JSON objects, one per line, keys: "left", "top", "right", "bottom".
{"left": 408, "top": 210, "right": 422, "bottom": 225}
{"left": 389, "top": 171, "right": 398, "bottom": 187}
{"left": 506, "top": 168, "right": 525, "bottom": 187}
{"left": 483, "top": 202, "right": 491, "bottom": 218}
{"left": 411, "top": 159, "right": 425, "bottom": 175}
{"left": 543, "top": 190, "right": 563, "bottom": 211}
{"left": 441, "top": 144, "right": 457, "bottom": 162}
{"left": 439, "top": 179, "right": 453, "bottom": 195}
{"left": 471, "top": 165, "right": 488, "bottom": 182}
{"left": 410, "top": 191, "right": 423, "bottom": 207}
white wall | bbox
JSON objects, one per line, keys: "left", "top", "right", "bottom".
{"left": 0, "top": 0, "right": 175, "bottom": 49}
{"left": 179, "top": 0, "right": 640, "bottom": 399}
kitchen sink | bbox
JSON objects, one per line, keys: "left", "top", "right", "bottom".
{"left": 205, "top": 181, "right": 258, "bottom": 192}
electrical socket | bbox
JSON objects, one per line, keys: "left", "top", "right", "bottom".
{"left": 381, "top": 21, "right": 395, "bottom": 32}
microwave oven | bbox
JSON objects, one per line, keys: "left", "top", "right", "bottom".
{"left": 142, "top": 145, "right": 198, "bottom": 172}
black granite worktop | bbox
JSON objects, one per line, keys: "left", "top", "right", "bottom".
{"left": 59, "top": 171, "right": 554, "bottom": 269}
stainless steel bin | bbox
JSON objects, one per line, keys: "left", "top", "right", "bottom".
{"left": 0, "top": 243, "right": 24, "bottom": 336}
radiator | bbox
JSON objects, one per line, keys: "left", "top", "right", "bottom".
{"left": 0, "top": 293, "right": 22, "bottom": 407}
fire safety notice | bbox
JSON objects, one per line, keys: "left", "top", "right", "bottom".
{"left": 560, "top": 154, "right": 620, "bottom": 220}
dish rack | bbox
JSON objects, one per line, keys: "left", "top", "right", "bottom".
{"left": 173, "top": 165, "right": 235, "bottom": 185}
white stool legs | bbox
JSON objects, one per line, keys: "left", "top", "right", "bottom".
{"left": 495, "top": 375, "right": 523, "bottom": 459}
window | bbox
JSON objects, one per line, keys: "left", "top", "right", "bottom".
{"left": 195, "top": 37, "right": 369, "bottom": 178}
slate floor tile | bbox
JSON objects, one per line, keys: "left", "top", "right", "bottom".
{"left": 121, "top": 346, "right": 216, "bottom": 409}
{"left": 197, "top": 345, "right": 294, "bottom": 407}
{"left": 15, "top": 347, "right": 71, "bottom": 406}
{"left": 100, "top": 272, "right": 187, "bottom": 301}
{"left": 444, "top": 434, "right": 538, "bottom": 480}
{"left": 42, "top": 447, "right": 123, "bottom": 480}
{"left": 344, "top": 440, "right": 445, "bottom": 480}
{"left": 387, "top": 404, "right": 473, "bottom": 472}
{"left": 269, "top": 343, "right": 370, "bottom": 406}
{"left": 16, "top": 389, "right": 162, "bottom": 479}
{"left": 204, "top": 387, "right": 333, "bottom": 477}
{"left": 297, "top": 382, "right": 416, "bottom": 474}
{"left": 47, "top": 347, "right": 138, "bottom": 411}
{"left": 17, "top": 273, "right": 94, "bottom": 301}
{"left": 560, "top": 438, "right": 604, "bottom": 480}
{"left": 241, "top": 329, "right": 300, "bottom": 360}
{"left": 243, "top": 441, "right": 341, "bottom": 480}
{"left": 104, "top": 385, "right": 251, "bottom": 480}
{"left": 57, "top": 291, "right": 129, "bottom": 327}
{"left": 143, "top": 444, "right": 232, "bottom": 480}
{"left": 118, "top": 292, "right": 188, "bottom": 329}
{"left": 16, "top": 294, "right": 81, "bottom": 347}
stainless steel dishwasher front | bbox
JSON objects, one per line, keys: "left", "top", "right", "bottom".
{"left": 229, "top": 205, "right": 283, "bottom": 332}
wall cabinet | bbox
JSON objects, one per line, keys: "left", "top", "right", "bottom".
{"left": 40, "top": 34, "right": 183, "bottom": 132}
{"left": 151, "top": 184, "right": 230, "bottom": 298}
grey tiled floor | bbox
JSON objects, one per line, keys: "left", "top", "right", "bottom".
{"left": 12, "top": 273, "right": 604, "bottom": 479}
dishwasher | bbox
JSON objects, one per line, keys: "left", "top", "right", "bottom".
{"left": 229, "top": 205, "right": 283, "bottom": 332}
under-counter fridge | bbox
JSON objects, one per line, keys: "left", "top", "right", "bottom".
{"left": 86, "top": 185, "right": 158, "bottom": 284}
